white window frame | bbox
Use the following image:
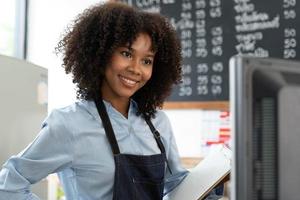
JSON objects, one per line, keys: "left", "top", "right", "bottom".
{"left": 14, "top": 0, "right": 28, "bottom": 59}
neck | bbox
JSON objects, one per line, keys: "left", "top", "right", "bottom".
{"left": 102, "top": 96, "right": 130, "bottom": 118}
{"left": 100, "top": 82, "right": 131, "bottom": 118}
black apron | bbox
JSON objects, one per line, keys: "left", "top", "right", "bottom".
{"left": 94, "top": 99, "right": 171, "bottom": 200}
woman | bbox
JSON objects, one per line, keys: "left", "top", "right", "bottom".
{"left": 0, "top": 2, "right": 223, "bottom": 199}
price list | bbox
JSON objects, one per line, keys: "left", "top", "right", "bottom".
{"left": 121, "top": 0, "right": 300, "bottom": 102}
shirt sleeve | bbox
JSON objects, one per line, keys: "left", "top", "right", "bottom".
{"left": 0, "top": 109, "right": 74, "bottom": 200}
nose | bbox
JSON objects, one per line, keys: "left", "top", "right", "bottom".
{"left": 127, "top": 58, "right": 141, "bottom": 75}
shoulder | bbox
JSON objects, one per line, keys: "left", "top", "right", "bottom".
{"left": 41, "top": 101, "right": 95, "bottom": 143}
{"left": 47, "top": 100, "right": 93, "bottom": 122}
{"left": 43, "top": 100, "right": 93, "bottom": 133}
{"left": 151, "top": 109, "right": 173, "bottom": 137}
{"left": 152, "top": 109, "right": 170, "bottom": 124}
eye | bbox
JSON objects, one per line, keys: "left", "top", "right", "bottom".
{"left": 142, "top": 58, "right": 153, "bottom": 66}
{"left": 120, "top": 50, "right": 132, "bottom": 58}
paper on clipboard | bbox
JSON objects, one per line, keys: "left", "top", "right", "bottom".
{"left": 167, "top": 145, "right": 231, "bottom": 200}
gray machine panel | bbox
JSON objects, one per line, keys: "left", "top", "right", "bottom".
{"left": 0, "top": 55, "right": 48, "bottom": 199}
{"left": 230, "top": 56, "right": 300, "bottom": 200}
{"left": 279, "top": 87, "right": 300, "bottom": 200}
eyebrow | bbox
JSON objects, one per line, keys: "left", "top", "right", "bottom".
{"left": 124, "top": 46, "right": 155, "bottom": 57}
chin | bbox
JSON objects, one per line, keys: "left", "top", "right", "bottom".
{"left": 117, "top": 92, "right": 135, "bottom": 99}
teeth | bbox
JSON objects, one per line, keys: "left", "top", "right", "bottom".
{"left": 120, "top": 76, "right": 137, "bottom": 85}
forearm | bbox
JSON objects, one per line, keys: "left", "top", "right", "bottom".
{"left": 0, "top": 163, "right": 40, "bottom": 200}
{"left": 0, "top": 190, "right": 40, "bottom": 200}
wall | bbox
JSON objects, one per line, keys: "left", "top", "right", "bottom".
{"left": 27, "top": 0, "right": 104, "bottom": 110}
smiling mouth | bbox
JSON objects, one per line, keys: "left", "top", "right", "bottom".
{"left": 119, "top": 75, "right": 139, "bottom": 87}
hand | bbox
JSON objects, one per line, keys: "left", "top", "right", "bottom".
{"left": 202, "top": 173, "right": 230, "bottom": 199}
{"left": 217, "top": 173, "right": 230, "bottom": 186}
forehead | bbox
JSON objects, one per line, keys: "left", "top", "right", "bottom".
{"left": 126, "top": 33, "right": 156, "bottom": 54}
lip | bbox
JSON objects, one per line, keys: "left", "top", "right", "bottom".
{"left": 118, "top": 75, "right": 139, "bottom": 87}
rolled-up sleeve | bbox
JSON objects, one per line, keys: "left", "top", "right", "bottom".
{"left": 0, "top": 109, "right": 73, "bottom": 200}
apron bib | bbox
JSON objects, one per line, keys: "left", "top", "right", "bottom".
{"left": 94, "top": 99, "right": 170, "bottom": 200}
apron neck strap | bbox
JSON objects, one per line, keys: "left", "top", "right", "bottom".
{"left": 145, "top": 117, "right": 173, "bottom": 174}
{"left": 144, "top": 117, "right": 165, "bottom": 154}
{"left": 94, "top": 98, "right": 166, "bottom": 155}
{"left": 94, "top": 98, "right": 120, "bottom": 155}
{"left": 94, "top": 98, "right": 173, "bottom": 174}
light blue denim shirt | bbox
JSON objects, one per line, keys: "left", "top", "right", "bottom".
{"left": 0, "top": 100, "right": 222, "bottom": 200}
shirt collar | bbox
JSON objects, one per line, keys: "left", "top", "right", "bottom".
{"left": 81, "top": 99, "right": 138, "bottom": 122}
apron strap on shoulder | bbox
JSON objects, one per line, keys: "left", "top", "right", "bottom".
{"left": 145, "top": 117, "right": 173, "bottom": 174}
{"left": 94, "top": 99, "right": 120, "bottom": 155}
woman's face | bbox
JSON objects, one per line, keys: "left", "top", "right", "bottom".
{"left": 101, "top": 33, "right": 155, "bottom": 102}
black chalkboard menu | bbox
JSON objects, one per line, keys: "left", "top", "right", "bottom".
{"left": 120, "top": 0, "right": 300, "bottom": 109}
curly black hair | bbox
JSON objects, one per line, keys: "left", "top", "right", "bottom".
{"left": 56, "top": 2, "right": 182, "bottom": 118}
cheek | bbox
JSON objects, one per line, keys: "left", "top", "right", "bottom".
{"left": 107, "top": 55, "right": 126, "bottom": 71}
{"left": 104, "top": 67, "right": 113, "bottom": 81}
{"left": 144, "top": 68, "right": 153, "bottom": 82}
